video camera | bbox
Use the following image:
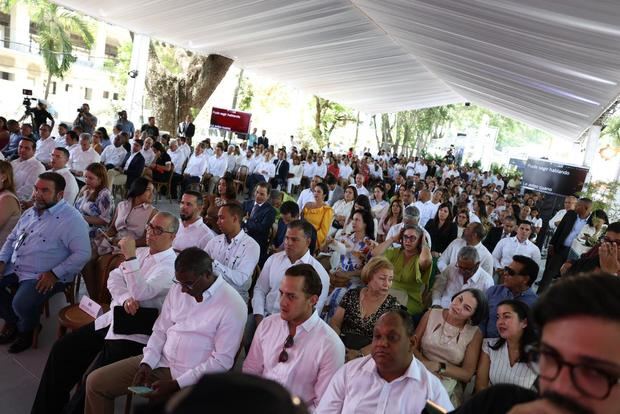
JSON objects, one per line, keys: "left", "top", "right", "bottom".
{"left": 22, "top": 89, "right": 37, "bottom": 110}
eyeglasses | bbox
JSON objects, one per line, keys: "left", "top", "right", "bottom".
{"left": 278, "top": 335, "right": 294, "bottom": 363}
{"left": 172, "top": 277, "right": 200, "bottom": 290}
{"left": 503, "top": 266, "right": 518, "bottom": 276}
{"left": 402, "top": 234, "right": 417, "bottom": 241}
{"left": 526, "top": 344, "right": 620, "bottom": 399}
{"left": 146, "top": 222, "right": 175, "bottom": 236}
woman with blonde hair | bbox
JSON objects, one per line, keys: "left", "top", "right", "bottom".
{"left": 0, "top": 160, "right": 21, "bottom": 246}
{"left": 329, "top": 256, "right": 401, "bottom": 360}
{"left": 74, "top": 162, "right": 114, "bottom": 238}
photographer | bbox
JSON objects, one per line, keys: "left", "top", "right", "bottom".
{"left": 73, "top": 103, "right": 98, "bottom": 134}
{"left": 19, "top": 100, "right": 54, "bottom": 137}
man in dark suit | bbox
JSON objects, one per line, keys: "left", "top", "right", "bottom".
{"left": 121, "top": 139, "right": 145, "bottom": 190}
{"left": 243, "top": 182, "right": 276, "bottom": 267}
{"left": 177, "top": 115, "right": 195, "bottom": 145}
{"left": 483, "top": 216, "right": 516, "bottom": 253}
{"left": 325, "top": 173, "right": 344, "bottom": 207}
{"left": 538, "top": 197, "right": 592, "bottom": 292}
{"left": 270, "top": 149, "right": 289, "bottom": 190}
{"left": 257, "top": 129, "right": 269, "bottom": 148}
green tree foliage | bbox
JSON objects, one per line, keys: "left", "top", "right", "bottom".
{"left": 103, "top": 41, "right": 132, "bottom": 97}
{"left": 452, "top": 104, "right": 551, "bottom": 150}
{"left": 2, "top": 0, "right": 95, "bottom": 99}
{"left": 374, "top": 106, "right": 454, "bottom": 155}
{"left": 579, "top": 180, "right": 620, "bottom": 222}
{"left": 601, "top": 115, "right": 620, "bottom": 147}
{"left": 237, "top": 76, "right": 254, "bottom": 111}
{"left": 312, "top": 96, "right": 356, "bottom": 148}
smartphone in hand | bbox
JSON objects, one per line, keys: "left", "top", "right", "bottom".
{"left": 97, "top": 228, "right": 113, "bottom": 242}
{"left": 422, "top": 399, "right": 448, "bottom": 414}
{"left": 127, "top": 386, "right": 153, "bottom": 395}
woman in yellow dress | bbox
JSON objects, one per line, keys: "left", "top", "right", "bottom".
{"left": 302, "top": 181, "right": 334, "bottom": 250}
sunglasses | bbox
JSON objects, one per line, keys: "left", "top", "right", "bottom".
{"left": 503, "top": 267, "right": 518, "bottom": 276}
{"left": 278, "top": 335, "right": 294, "bottom": 363}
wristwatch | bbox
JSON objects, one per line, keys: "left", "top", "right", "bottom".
{"left": 437, "top": 362, "right": 447, "bottom": 374}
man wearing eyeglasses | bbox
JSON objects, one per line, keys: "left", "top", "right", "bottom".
{"left": 85, "top": 247, "right": 247, "bottom": 414}
{"left": 452, "top": 273, "right": 620, "bottom": 414}
{"left": 432, "top": 246, "right": 494, "bottom": 309}
{"left": 31, "top": 212, "right": 178, "bottom": 414}
{"left": 480, "top": 255, "right": 539, "bottom": 338}
{"left": 438, "top": 222, "right": 494, "bottom": 276}
{"left": 244, "top": 263, "right": 344, "bottom": 411}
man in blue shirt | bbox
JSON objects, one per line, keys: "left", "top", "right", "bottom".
{"left": 481, "top": 255, "right": 539, "bottom": 338}
{"left": 0, "top": 171, "right": 90, "bottom": 353}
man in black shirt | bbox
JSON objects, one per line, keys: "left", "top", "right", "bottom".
{"left": 140, "top": 116, "right": 160, "bottom": 138}
{"left": 21, "top": 101, "right": 54, "bottom": 136}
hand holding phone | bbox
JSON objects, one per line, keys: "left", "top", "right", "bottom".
{"left": 97, "top": 228, "right": 112, "bottom": 242}
{"left": 127, "top": 385, "right": 153, "bottom": 395}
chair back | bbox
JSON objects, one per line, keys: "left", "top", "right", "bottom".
{"left": 97, "top": 253, "right": 125, "bottom": 304}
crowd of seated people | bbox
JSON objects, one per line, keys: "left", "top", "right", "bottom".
{"left": 0, "top": 112, "right": 618, "bottom": 414}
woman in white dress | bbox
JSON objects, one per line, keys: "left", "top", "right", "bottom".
{"left": 475, "top": 299, "right": 537, "bottom": 392}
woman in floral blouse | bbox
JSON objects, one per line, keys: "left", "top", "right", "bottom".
{"left": 74, "top": 162, "right": 114, "bottom": 238}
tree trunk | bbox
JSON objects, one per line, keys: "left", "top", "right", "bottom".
{"left": 353, "top": 111, "right": 360, "bottom": 148}
{"left": 228, "top": 68, "right": 244, "bottom": 140}
{"left": 145, "top": 43, "right": 234, "bottom": 133}
{"left": 44, "top": 71, "right": 52, "bottom": 100}
{"left": 372, "top": 115, "right": 381, "bottom": 151}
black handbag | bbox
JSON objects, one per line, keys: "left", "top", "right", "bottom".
{"left": 340, "top": 333, "right": 372, "bottom": 350}
{"left": 112, "top": 306, "right": 159, "bottom": 336}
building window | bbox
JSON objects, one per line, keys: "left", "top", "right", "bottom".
{"left": 51, "top": 81, "right": 57, "bottom": 95}
{"left": 84, "top": 87, "right": 92, "bottom": 100}
{"left": 0, "top": 71, "right": 14, "bottom": 81}
{"left": 112, "top": 92, "right": 119, "bottom": 100}
{"left": 103, "top": 91, "right": 109, "bottom": 99}
{"left": 65, "top": 84, "right": 72, "bottom": 92}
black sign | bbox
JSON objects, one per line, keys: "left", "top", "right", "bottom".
{"left": 522, "top": 158, "right": 589, "bottom": 196}
{"left": 509, "top": 158, "right": 526, "bottom": 173}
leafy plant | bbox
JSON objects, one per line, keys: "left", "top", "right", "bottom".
{"left": 3, "top": 0, "right": 95, "bottom": 99}
{"left": 578, "top": 180, "right": 620, "bottom": 222}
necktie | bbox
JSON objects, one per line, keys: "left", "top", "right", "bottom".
{"left": 276, "top": 160, "right": 282, "bottom": 174}
{"left": 251, "top": 203, "right": 259, "bottom": 218}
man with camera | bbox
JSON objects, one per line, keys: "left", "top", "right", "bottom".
{"left": 73, "top": 103, "right": 98, "bottom": 134}
{"left": 20, "top": 100, "right": 54, "bottom": 138}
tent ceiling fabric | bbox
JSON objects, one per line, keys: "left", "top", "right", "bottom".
{"left": 55, "top": 0, "right": 620, "bottom": 139}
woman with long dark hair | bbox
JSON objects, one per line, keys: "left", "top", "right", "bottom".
{"left": 202, "top": 176, "right": 236, "bottom": 232}
{"left": 378, "top": 197, "right": 403, "bottom": 242}
{"left": 74, "top": 163, "right": 113, "bottom": 238}
{"left": 323, "top": 208, "right": 375, "bottom": 321}
{"left": 475, "top": 300, "right": 537, "bottom": 392}
{"left": 415, "top": 288, "right": 487, "bottom": 406}
{"left": 425, "top": 202, "right": 458, "bottom": 256}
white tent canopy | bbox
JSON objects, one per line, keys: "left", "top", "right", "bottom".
{"left": 55, "top": 0, "right": 620, "bottom": 140}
